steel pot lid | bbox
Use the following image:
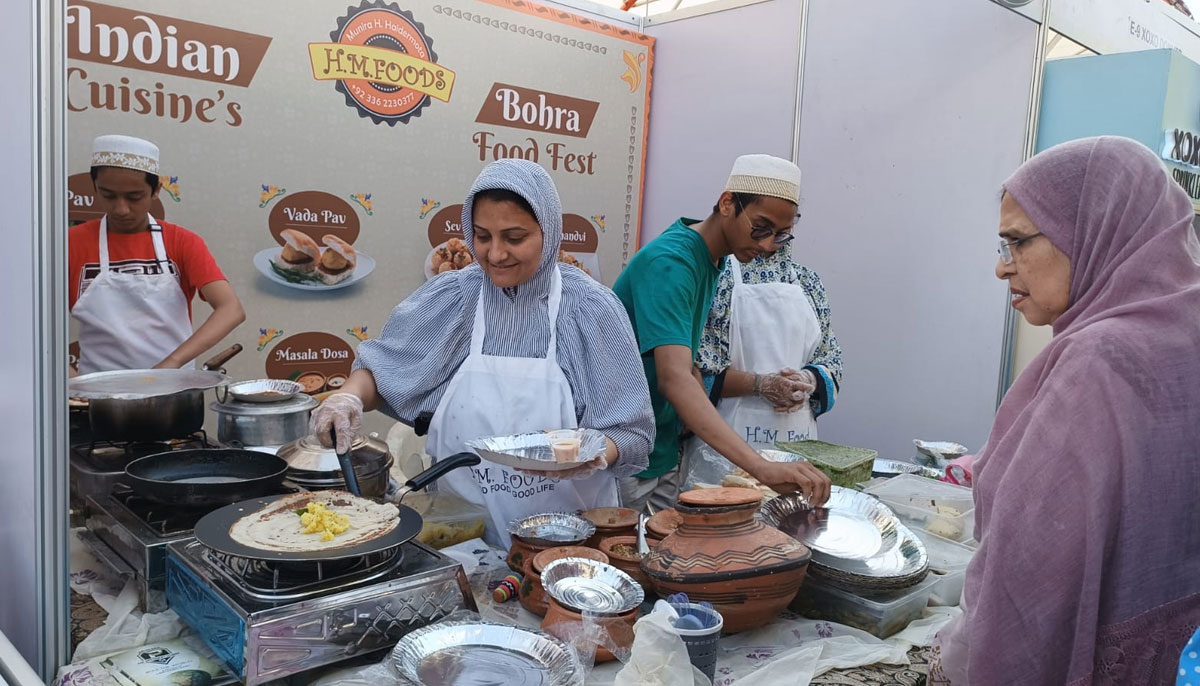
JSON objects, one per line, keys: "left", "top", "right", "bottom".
{"left": 277, "top": 434, "right": 391, "bottom": 473}
{"left": 210, "top": 393, "right": 318, "bottom": 416}
{"left": 69, "top": 368, "right": 228, "bottom": 399}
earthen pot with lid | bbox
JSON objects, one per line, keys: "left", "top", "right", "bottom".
{"left": 581, "top": 507, "right": 638, "bottom": 547}
{"left": 641, "top": 487, "right": 811, "bottom": 633}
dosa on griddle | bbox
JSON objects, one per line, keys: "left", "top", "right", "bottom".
{"left": 228, "top": 490, "right": 399, "bottom": 552}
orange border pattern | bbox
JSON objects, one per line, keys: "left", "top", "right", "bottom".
{"left": 467, "top": 0, "right": 654, "bottom": 255}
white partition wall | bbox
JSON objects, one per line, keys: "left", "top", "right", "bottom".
{"left": 641, "top": 0, "right": 802, "bottom": 241}
{"left": 795, "top": 0, "right": 1039, "bottom": 458}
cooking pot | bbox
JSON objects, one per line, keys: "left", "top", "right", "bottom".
{"left": 72, "top": 345, "right": 242, "bottom": 442}
{"left": 278, "top": 434, "right": 394, "bottom": 499}
{"left": 211, "top": 393, "right": 317, "bottom": 448}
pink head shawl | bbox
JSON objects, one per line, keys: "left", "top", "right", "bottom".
{"left": 931, "top": 137, "right": 1200, "bottom": 685}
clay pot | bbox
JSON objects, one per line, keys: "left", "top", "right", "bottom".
{"left": 598, "top": 536, "right": 652, "bottom": 591}
{"left": 542, "top": 597, "right": 637, "bottom": 663}
{"left": 641, "top": 488, "right": 811, "bottom": 633}
{"left": 646, "top": 508, "right": 683, "bottom": 545}
{"left": 519, "top": 546, "right": 609, "bottom": 618}
{"left": 507, "top": 538, "right": 553, "bottom": 574}
{"left": 582, "top": 507, "right": 639, "bottom": 547}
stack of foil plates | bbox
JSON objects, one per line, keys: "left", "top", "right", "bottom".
{"left": 761, "top": 487, "right": 928, "bottom": 592}
{"left": 391, "top": 620, "right": 584, "bottom": 686}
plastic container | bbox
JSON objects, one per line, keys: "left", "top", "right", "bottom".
{"left": 672, "top": 603, "right": 724, "bottom": 682}
{"left": 774, "top": 440, "right": 877, "bottom": 488}
{"left": 405, "top": 491, "right": 487, "bottom": 549}
{"left": 789, "top": 574, "right": 938, "bottom": 638}
{"left": 913, "top": 529, "right": 975, "bottom": 606}
{"left": 865, "top": 475, "right": 975, "bottom": 541}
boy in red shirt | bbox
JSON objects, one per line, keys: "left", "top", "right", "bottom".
{"left": 70, "top": 135, "right": 244, "bottom": 374}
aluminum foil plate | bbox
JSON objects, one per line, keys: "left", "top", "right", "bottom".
{"left": 226, "top": 378, "right": 303, "bottom": 403}
{"left": 873, "top": 459, "right": 943, "bottom": 480}
{"left": 540, "top": 557, "right": 644, "bottom": 615}
{"left": 761, "top": 487, "right": 898, "bottom": 560}
{"left": 391, "top": 621, "right": 584, "bottom": 686}
{"left": 467, "top": 430, "right": 607, "bottom": 472}
{"left": 913, "top": 440, "right": 969, "bottom": 461}
{"left": 69, "top": 368, "right": 229, "bottom": 399}
{"left": 761, "top": 489, "right": 928, "bottom": 583}
{"left": 507, "top": 513, "right": 596, "bottom": 546}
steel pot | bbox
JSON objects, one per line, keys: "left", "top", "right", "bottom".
{"left": 277, "top": 434, "right": 394, "bottom": 499}
{"left": 76, "top": 346, "right": 242, "bottom": 442}
{"left": 211, "top": 393, "right": 317, "bottom": 448}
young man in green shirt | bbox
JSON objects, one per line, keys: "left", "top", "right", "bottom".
{"left": 613, "top": 154, "right": 832, "bottom": 513}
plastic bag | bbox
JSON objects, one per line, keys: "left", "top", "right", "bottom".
{"left": 72, "top": 580, "right": 186, "bottom": 662}
{"left": 681, "top": 439, "right": 738, "bottom": 492}
{"left": 614, "top": 603, "right": 711, "bottom": 686}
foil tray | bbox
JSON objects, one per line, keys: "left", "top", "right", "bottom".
{"left": 761, "top": 488, "right": 928, "bottom": 584}
{"left": 391, "top": 621, "right": 585, "bottom": 686}
{"left": 540, "top": 557, "right": 643, "bottom": 615}
{"left": 69, "top": 368, "right": 229, "bottom": 399}
{"left": 467, "top": 430, "right": 607, "bottom": 472}
{"left": 227, "top": 379, "right": 303, "bottom": 403}
{"left": 507, "top": 513, "right": 596, "bottom": 547}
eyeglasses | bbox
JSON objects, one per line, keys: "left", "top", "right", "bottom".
{"left": 738, "top": 200, "right": 795, "bottom": 246}
{"left": 997, "top": 232, "right": 1043, "bottom": 264}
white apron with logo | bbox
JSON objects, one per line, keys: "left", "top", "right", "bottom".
{"left": 684, "top": 257, "right": 822, "bottom": 486}
{"left": 426, "top": 266, "right": 618, "bottom": 547}
{"left": 72, "top": 215, "right": 194, "bottom": 374}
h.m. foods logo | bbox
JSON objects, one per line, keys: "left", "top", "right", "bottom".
{"left": 308, "top": 0, "right": 456, "bottom": 126}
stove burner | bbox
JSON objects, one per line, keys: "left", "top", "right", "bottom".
{"left": 72, "top": 431, "right": 215, "bottom": 471}
{"left": 201, "top": 545, "right": 407, "bottom": 602}
{"left": 109, "top": 486, "right": 214, "bottom": 537}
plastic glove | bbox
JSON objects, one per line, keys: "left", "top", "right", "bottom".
{"left": 518, "top": 455, "right": 609, "bottom": 481}
{"left": 751, "top": 459, "right": 831, "bottom": 507}
{"left": 309, "top": 393, "right": 364, "bottom": 454}
{"left": 775, "top": 367, "right": 817, "bottom": 413}
{"left": 757, "top": 373, "right": 810, "bottom": 409}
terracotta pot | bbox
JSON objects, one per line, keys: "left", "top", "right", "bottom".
{"left": 598, "top": 536, "right": 653, "bottom": 591}
{"left": 641, "top": 488, "right": 811, "bottom": 633}
{"left": 542, "top": 597, "right": 637, "bottom": 663}
{"left": 646, "top": 508, "right": 683, "bottom": 542}
{"left": 582, "top": 507, "right": 639, "bottom": 547}
{"left": 507, "top": 538, "right": 553, "bottom": 574}
{"left": 520, "top": 546, "right": 609, "bottom": 618}
{"left": 519, "top": 557, "right": 549, "bottom": 617}
{"left": 533, "top": 545, "right": 609, "bottom": 574}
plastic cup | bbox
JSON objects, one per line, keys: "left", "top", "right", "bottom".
{"left": 549, "top": 429, "right": 582, "bottom": 463}
{"left": 672, "top": 603, "right": 723, "bottom": 681}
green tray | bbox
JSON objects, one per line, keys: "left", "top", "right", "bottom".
{"left": 774, "top": 440, "right": 878, "bottom": 488}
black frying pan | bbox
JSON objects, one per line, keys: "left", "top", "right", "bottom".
{"left": 194, "top": 452, "right": 480, "bottom": 562}
{"left": 123, "top": 448, "right": 289, "bottom": 507}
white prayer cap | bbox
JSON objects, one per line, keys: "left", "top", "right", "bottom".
{"left": 725, "top": 154, "right": 801, "bottom": 204}
{"left": 91, "top": 134, "right": 159, "bottom": 175}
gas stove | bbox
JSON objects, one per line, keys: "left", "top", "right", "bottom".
{"left": 83, "top": 485, "right": 230, "bottom": 611}
{"left": 71, "top": 432, "right": 216, "bottom": 510}
{"left": 166, "top": 539, "right": 475, "bottom": 685}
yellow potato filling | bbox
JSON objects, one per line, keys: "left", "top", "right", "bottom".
{"left": 298, "top": 502, "right": 351, "bottom": 542}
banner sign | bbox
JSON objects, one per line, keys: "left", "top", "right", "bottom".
{"left": 66, "top": 0, "right": 653, "bottom": 407}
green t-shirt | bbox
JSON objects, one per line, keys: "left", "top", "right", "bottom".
{"left": 613, "top": 218, "right": 722, "bottom": 478}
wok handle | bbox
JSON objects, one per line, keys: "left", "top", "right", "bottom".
{"left": 203, "top": 344, "right": 243, "bottom": 372}
{"left": 405, "top": 452, "right": 480, "bottom": 493}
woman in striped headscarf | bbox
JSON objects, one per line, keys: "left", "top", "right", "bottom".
{"left": 310, "top": 159, "right": 654, "bottom": 546}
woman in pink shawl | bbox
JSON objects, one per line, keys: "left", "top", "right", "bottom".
{"left": 930, "top": 136, "right": 1200, "bottom": 685}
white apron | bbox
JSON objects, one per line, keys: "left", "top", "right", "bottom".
{"left": 426, "top": 266, "right": 619, "bottom": 547}
{"left": 684, "top": 258, "right": 822, "bottom": 486}
{"left": 73, "top": 215, "right": 194, "bottom": 374}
